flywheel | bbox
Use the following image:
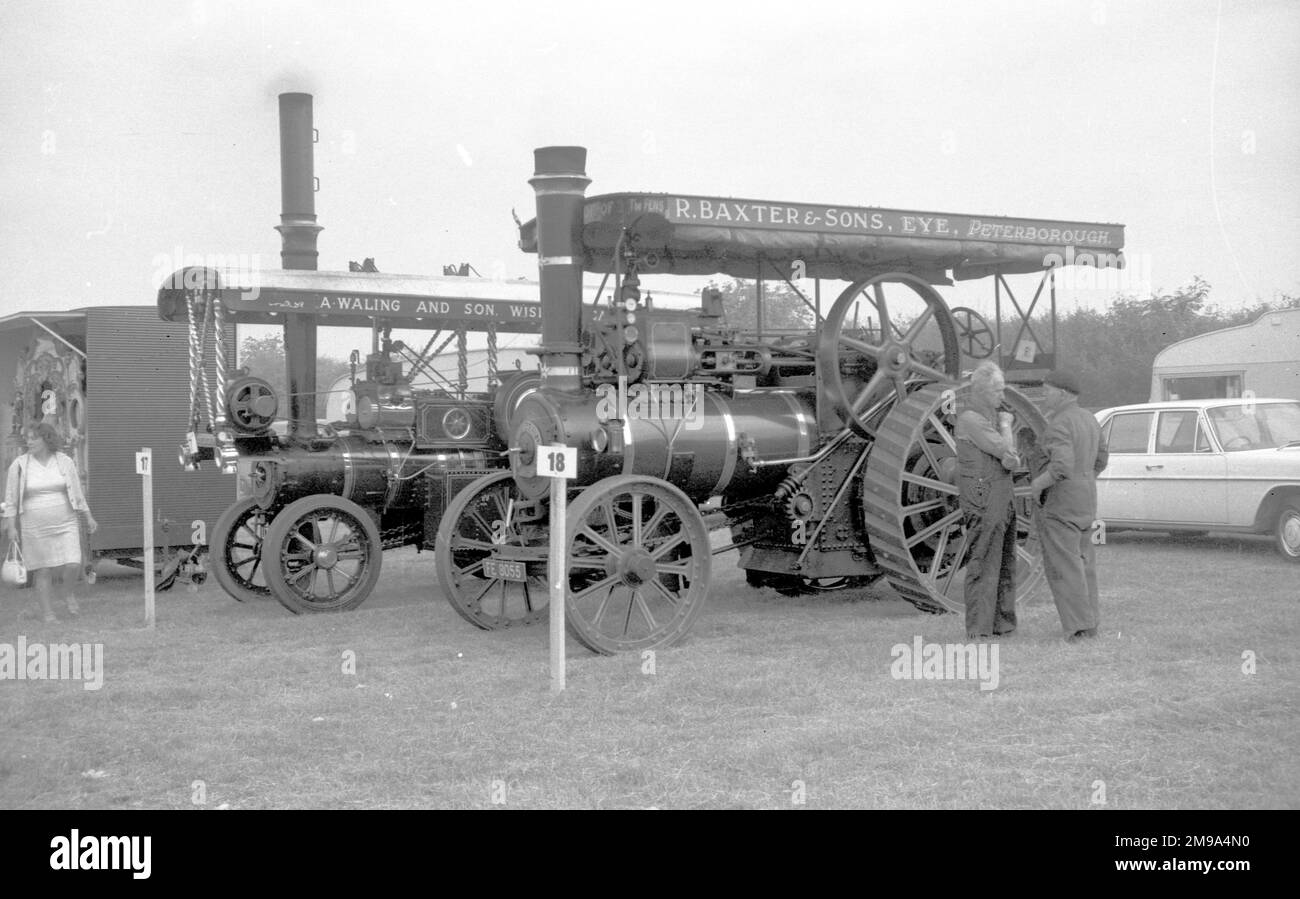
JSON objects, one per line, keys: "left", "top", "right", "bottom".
{"left": 816, "top": 272, "right": 961, "bottom": 437}
{"left": 861, "top": 381, "right": 1047, "bottom": 614}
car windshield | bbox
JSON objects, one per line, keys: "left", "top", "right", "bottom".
{"left": 1207, "top": 401, "right": 1300, "bottom": 451}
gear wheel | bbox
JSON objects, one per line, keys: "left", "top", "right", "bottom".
{"left": 782, "top": 490, "right": 816, "bottom": 522}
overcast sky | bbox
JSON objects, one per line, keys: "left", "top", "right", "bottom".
{"left": 2, "top": 0, "right": 1298, "bottom": 333}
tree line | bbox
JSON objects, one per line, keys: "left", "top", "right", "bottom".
{"left": 1051, "top": 278, "right": 1298, "bottom": 407}
{"left": 711, "top": 274, "right": 1298, "bottom": 408}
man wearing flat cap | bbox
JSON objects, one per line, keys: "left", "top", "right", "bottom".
{"left": 1030, "top": 369, "right": 1108, "bottom": 642}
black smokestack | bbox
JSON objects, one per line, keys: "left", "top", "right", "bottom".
{"left": 276, "top": 92, "right": 321, "bottom": 436}
{"left": 275, "top": 92, "right": 322, "bottom": 270}
{"left": 529, "top": 146, "right": 590, "bottom": 394}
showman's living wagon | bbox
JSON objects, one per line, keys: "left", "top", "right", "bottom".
{"left": 0, "top": 306, "right": 234, "bottom": 586}
{"left": 159, "top": 94, "right": 1124, "bottom": 653}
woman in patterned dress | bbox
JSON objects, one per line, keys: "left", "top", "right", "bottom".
{"left": 2, "top": 421, "right": 98, "bottom": 622}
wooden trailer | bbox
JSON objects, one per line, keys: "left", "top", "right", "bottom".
{"left": 0, "top": 306, "right": 235, "bottom": 586}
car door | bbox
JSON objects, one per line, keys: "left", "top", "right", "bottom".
{"left": 1095, "top": 410, "right": 1154, "bottom": 522}
{"left": 1214, "top": 401, "right": 1300, "bottom": 526}
{"left": 1142, "top": 409, "right": 1228, "bottom": 525}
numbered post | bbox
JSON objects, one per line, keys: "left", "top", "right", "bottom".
{"left": 136, "top": 448, "right": 155, "bottom": 629}
{"left": 537, "top": 443, "right": 577, "bottom": 693}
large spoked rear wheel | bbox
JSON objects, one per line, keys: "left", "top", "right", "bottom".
{"left": 863, "top": 381, "right": 1047, "bottom": 614}
{"left": 211, "top": 497, "right": 273, "bottom": 602}
{"left": 564, "top": 475, "right": 711, "bottom": 655}
{"left": 263, "top": 495, "right": 383, "bottom": 614}
{"left": 434, "top": 470, "right": 550, "bottom": 629}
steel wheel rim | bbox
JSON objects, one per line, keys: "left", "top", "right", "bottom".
{"left": 274, "top": 507, "right": 375, "bottom": 610}
{"left": 565, "top": 477, "right": 710, "bottom": 654}
{"left": 439, "top": 471, "right": 549, "bottom": 629}
{"left": 213, "top": 498, "right": 273, "bottom": 601}
{"left": 226, "top": 503, "right": 270, "bottom": 597}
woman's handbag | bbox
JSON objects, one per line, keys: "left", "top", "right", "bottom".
{"left": 2, "top": 540, "right": 27, "bottom": 586}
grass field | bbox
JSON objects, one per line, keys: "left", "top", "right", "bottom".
{"left": 1, "top": 530, "right": 1296, "bottom": 809}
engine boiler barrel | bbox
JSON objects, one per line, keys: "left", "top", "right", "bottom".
{"left": 622, "top": 389, "right": 815, "bottom": 499}
{"left": 248, "top": 435, "right": 490, "bottom": 510}
{"left": 510, "top": 388, "right": 815, "bottom": 501}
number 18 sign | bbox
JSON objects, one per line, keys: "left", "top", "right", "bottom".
{"left": 536, "top": 444, "right": 576, "bottom": 480}
{"left": 541, "top": 443, "right": 576, "bottom": 694}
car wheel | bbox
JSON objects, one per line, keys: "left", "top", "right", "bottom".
{"left": 1275, "top": 503, "right": 1300, "bottom": 562}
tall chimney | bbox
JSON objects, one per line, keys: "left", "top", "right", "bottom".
{"left": 275, "top": 92, "right": 321, "bottom": 436}
{"left": 529, "top": 146, "right": 590, "bottom": 394}
{"left": 276, "top": 92, "right": 322, "bottom": 269}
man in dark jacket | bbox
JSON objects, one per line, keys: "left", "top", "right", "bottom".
{"left": 1029, "top": 369, "right": 1109, "bottom": 642}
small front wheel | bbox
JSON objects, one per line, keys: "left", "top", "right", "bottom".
{"left": 212, "top": 498, "right": 274, "bottom": 602}
{"left": 263, "top": 495, "right": 383, "bottom": 613}
{"left": 564, "top": 475, "right": 711, "bottom": 655}
{"left": 434, "top": 470, "right": 550, "bottom": 629}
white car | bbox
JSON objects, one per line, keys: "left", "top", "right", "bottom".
{"left": 1094, "top": 398, "right": 1300, "bottom": 561}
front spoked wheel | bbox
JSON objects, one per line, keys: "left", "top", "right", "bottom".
{"left": 263, "top": 495, "right": 383, "bottom": 613}
{"left": 211, "top": 497, "right": 273, "bottom": 602}
{"left": 434, "top": 470, "right": 550, "bottom": 629}
{"left": 564, "top": 476, "right": 711, "bottom": 655}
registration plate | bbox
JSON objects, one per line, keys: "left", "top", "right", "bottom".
{"left": 484, "top": 558, "right": 527, "bottom": 581}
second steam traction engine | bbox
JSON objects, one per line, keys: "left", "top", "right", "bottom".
{"left": 154, "top": 93, "right": 546, "bottom": 615}
{"left": 155, "top": 263, "right": 549, "bottom": 615}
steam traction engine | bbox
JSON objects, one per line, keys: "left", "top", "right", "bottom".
{"left": 156, "top": 92, "right": 553, "bottom": 615}
{"left": 155, "top": 266, "right": 546, "bottom": 614}
{"left": 433, "top": 145, "right": 1124, "bottom": 653}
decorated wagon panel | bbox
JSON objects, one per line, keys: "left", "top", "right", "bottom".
{"left": 1, "top": 313, "right": 88, "bottom": 511}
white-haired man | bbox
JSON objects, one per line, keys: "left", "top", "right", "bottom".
{"left": 955, "top": 360, "right": 1021, "bottom": 639}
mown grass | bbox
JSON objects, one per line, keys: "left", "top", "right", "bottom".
{"left": 0, "top": 530, "right": 1296, "bottom": 809}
